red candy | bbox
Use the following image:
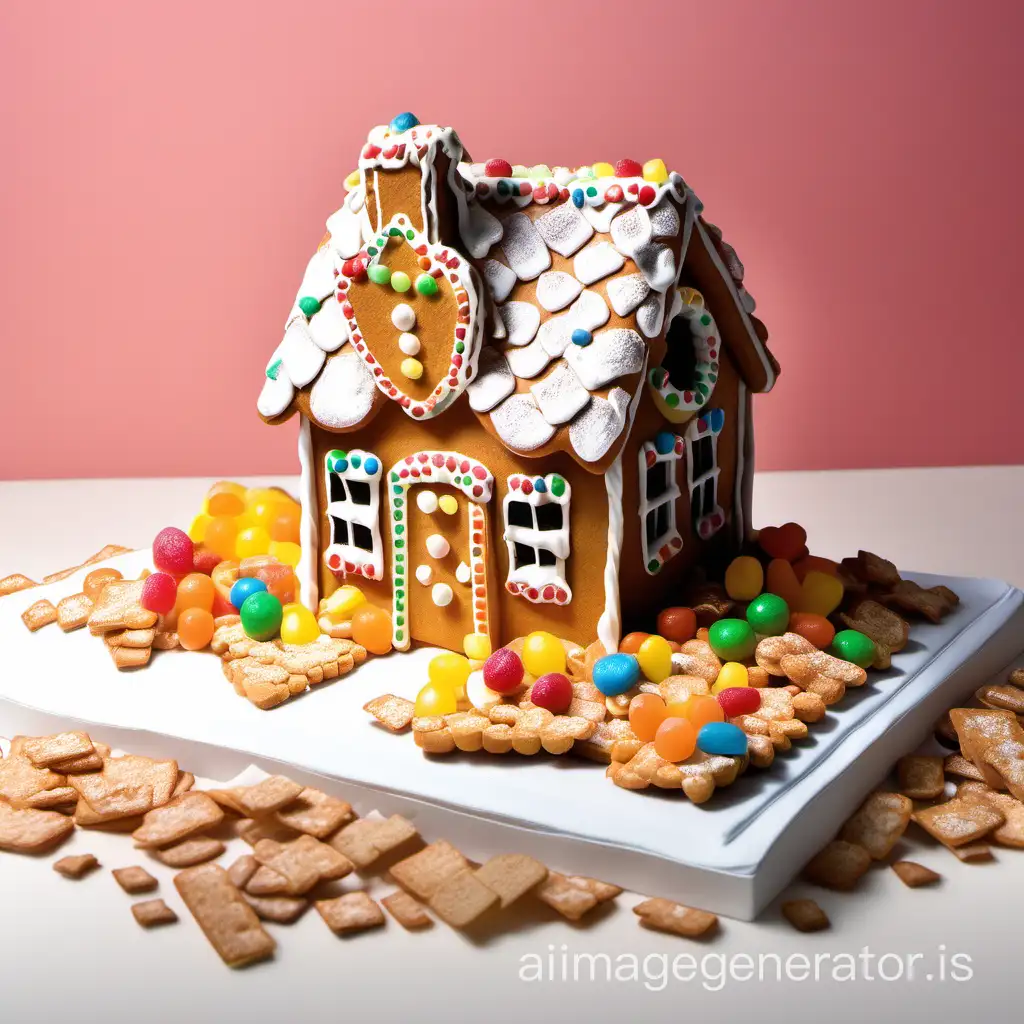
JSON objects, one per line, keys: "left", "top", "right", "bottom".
{"left": 614, "top": 159, "right": 643, "bottom": 177}
{"left": 485, "top": 158, "right": 514, "bottom": 177}
{"left": 656, "top": 607, "right": 697, "bottom": 645}
{"left": 716, "top": 687, "right": 762, "bottom": 718}
{"left": 211, "top": 591, "right": 237, "bottom": 618}
{"left": 192, "top": 547, "right": 221, "bottom": 575}
{"left": 758, "top": 522, "right": 808, "bottom": 562}
{"left": 483, "top": 648, "right": 525, "bottom": 694}
{"left": 152, "top": 527, "right": 194, "bottom": 575}
{"left": 530, "top": 673, "right": 573, "bottom": 714}
{"left": 140, "top": 572, "right": 177, "bottom": 614}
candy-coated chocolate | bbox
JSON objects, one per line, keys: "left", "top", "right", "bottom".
{"left": 628, "top": 693, "right": 666, "bottom": 742}
{"left": 696, "top": 721, "right": 748, "bottom": 757}
{"left": 463, "top": 633, "right": 492, "bottom": 661}
{"left": 350, "top": 604, "right": 392, "bottom": 655}
{"left": 655, "top": 607, "right": 697, "bottom": 644}
{"left": 141, "top": 572, "right": 177, "bottom": 614}
{"left": 716, "top": 686, "right": 761, "bottom": 717}
{"left": 592, "top": 653, "right": 640, "bottom": 696}
{"left": 654, "top": 716, "right": 697, "bottom": 762}
{"left": 788, "top": 612, "right": 835, "bottom": 648}
{"left": 711, "top": 661, "right": 749, "bottom": 694}
{"left": 483, "top": 648, "right": 525, "bottom": 694}
{"left": 830, "top": 629, "right": 876, "bottom": 668}
{"left": 724, "top": 555, "right": 764, "bottom": 601}
{"left": 153, "top": 527, "right": 194, "bottom": 576}
{"left": 636, "top": 634, "right": 673, "bottom": 683}
{"left": 745, "top": 593, "right": 790, "bottom": 636}
{"left": 521, "top": 631, "right": 566, "bottom": 677}
{"left": 414, "top": 681, "right": 457, "bottom": 718}
{"left": 229, "top": 576, "right": 267, "bottom": 610}
{"left": 618, "top": 631, "right": 650, "bottom": 655}
{"left": 796, "top": 570, "right": 845, "bottom": 617}
{"left": 178, "top": 608, "right": 215, "bottom": 651}
{"left": 530, "top": 673, "right": 573, "bottom": 714}
{"left": 707, "top": 618, "right": 756, "bottom": 662}
{"left": 240, "top": 591, "right": 283, "bottom": 641}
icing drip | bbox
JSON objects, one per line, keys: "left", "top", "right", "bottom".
{"left": 529, "top": 361, "right": 591, "bottom": 425}
{"left": 633, "top": 242, "right": 676, "bottom": 292}
{"left": 564, "top": 328, "right": 644, "bottom": 390}
{"left": 636, "top": 291, "right": 666, "bottom": 339}
{"left": 596, "top": 451, "right": 624, "bottom": 656}
{"left": 309, "top": 349, "right": 377, "bottom": 429}
{"left": 610, "top": 205, "right": 652, "bottom": 258}
{"left": 461, "top": 203, "right": 503, "bottom": 258}
{"left": 489, "top": 393, "right": 556, "bottom": 450}
{"left": 296, "top": 418, "right": 320, "bottom": 615}
{"left": 648, "top": 196, "right": 681, "bottom": 238}
{"left": 606, "top": 273, "right": 650, "bottom": 316}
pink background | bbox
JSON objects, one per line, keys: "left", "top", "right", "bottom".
{"left": 2, "top": 0, "right": 1021, "bottom": 480}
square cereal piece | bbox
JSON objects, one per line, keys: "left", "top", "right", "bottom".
{"left": 243, "top": 894, "right": 308, "bottom": 924}
{"left": 535, "top": 871, "right": 599, "bottom": 921}
{"left": 958, "top": 784, "right": 1024, "bottom": 848}
{"left": 274, "top": 788, "right": 354, "bottom": 839}
{"left": 0, "top": 801, "right": 75, "bottom": 852}
{"left": 53, "top": 854, "right": 100, "bottom": 879}
{"left": 474, "top": 854, "right": 548, "bottom": 908}
{"left": 245, "top": 866, "right": 291, "bottom": 896}
{"left": 50, "top": 750, "right": 104, "bottom": 774}
{"left": 113, "top": 865, "right": 158, "bottom": 894}
{"left": 898, "top": 756, "right": 946, "bottom": 800}
{"left": 227, "top": 854, "right": 258, "bottom": 889}
{"left": 205, "top": 787, "right": 251, "bottom": 816}
{"left": 633, "top": 898, "right": 718, "bottom": 938}
{"left": 944, "top": 754, "right": 985, "bottom": 782}
{"left": 912, "top": 797, "right": 1004, "bottom": 848}
{"left": 131, "top": 899, "right": 178, "bottom": 928}
{"left": 110, "top": 645, "right": 152, "bottom": 669}
{"left": 781, "top": 899, "right": 830, "bottom": 933}
{"left": 0, "top": 572, "right": 37, "bottom": 596}
{"left": 564, "top": 875, "right": 623, "bottom": 903}
{"left": 25, "top": 785, "right": 77, "bottom": 809}
{"left": 22, "top": 731, "right": 94, "bottom": 769}
{"left": 328, "top": 819, "right": 383, "bottom": 868}
{"left": 87, "top": 579, "right": 158, "bottom": 635}
{"left": 238, "top": 817, "right": 301, "bottom": 848}
{"left": 154, "top": 837, "right": 226, "bottom": 868}
{"left": 236, "top": 776, "right": 305, "bottom": 817}
{"left": 390, "top": 840, "right": 470, "bottom": 902}
{"left": 892, "top": 861, "right": 942, "bottom": 888}
{"left": 105, "top": 627, "right": 156, "bottom": 649}
{"left": 364, "top": 694, "right": 416, "bottom": 732}
{"left": 174, "top": 863, "right": 276, "bottom": 968}
{"left": 56, "top": 592, "right": 94, "bottom": 632}
{"left": 0, "top": 754, "right": 67, "bottom": 807}
{"left": 132, "top": 793, "right": 225, "bottom": 848}
{"left": 21, "top": 599, "right": 57, "bottom": 631}
{"left": 949, "top": 842, "right": 993, "bottom": 862}
{"left": 840, "top": 791, "right": 913, "bottom": 860}
{"left": 381, "top": 890, "right": 432, "bottom": 930}
{"left": 73, "top": 781, "right": 155, "bottom": 824}
{"left": 803, "top": 840, "right": 872, "bottom": 891}
{"left": 429, "top": 869, "right": 500, "bottom": 928}
{"left": 171, "top": 772, "right": 195, "bottom": 799}
{"left": 949, "top": 708, "right": 1021, "bottom": 790}
{"left": 368, "top": 814, "right": 420, "bottom": 854}
{"left": 254, "top": 834, "right": 353, "bottom": 895}
{"left": 315, "top": 891, "right": 385, "bottom": 935}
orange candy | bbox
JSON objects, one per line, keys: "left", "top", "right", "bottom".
{"left": 674, "top": 693, "right": 725, "bottom": 730}
{"left": 792, "top": 555, "right": 839, "bottom": 582}
{"left": 205, "top": 481, "right": 247, "bottom": 518}
{"left": 695, "top": 626, "right": 710, "bottom": 644}
{"left": 204, "top": 516, "right": 239, "bottom": 561}
{"left": 256, "top": 562, "right": 296, "bottom": 604}
{"left": 174, "top": 573, "right": 215, "bottom": 613}
{"left": 654, "top": 716, "right": 697, "bottom": 762}
{"left": 350, "top": 604, "right": 393, "bottom": 656}
{"left": 619, "top": 632, "right": 650, "bottom": 655}
{"left": 178, "top": 607, "right": 215, "bottom": 651}
{"left": 758, "top": 522, "right": 808, "bottom": 562}
{"left": 628, "top": 693, "right": 667, "bottom": 742}
{"left": 83, "top": 567, "right": 122, "bottom": 602}
{"left": 656, "top": 607, "right": 697, "bottom": 644}
{"left": 211, "top": 559, "right": 239, "bottom": 602}
{"left": 269, "top": 504, "right": 302, "bottom": 544}
{"left": 788, "top": 612, "right": 835, "bottom": 648}
{"left": 766, "top": 558, "right": 803, "bottom": 609}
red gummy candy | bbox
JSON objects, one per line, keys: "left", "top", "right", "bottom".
{"left": 758, "top": 523, "right": 807, "bottom": 562}
{"left": 716, "top": 687, "right": 762, "bottom": 718}
{"left": 141, "top": 572, "right": 178, "bottom": 614}
{"left": 530, "top": 673, "right": 573, "bottom": 714}
{"left": 153, "top": 527, "right": 194, "bottom": 575}
{"left": 483, "top": 648, "right": 525, "bottom": 694}
{"left": 192, "top": 547, "right": 222, "bottom": 576}
{"left": 614, "top": 159, "right": 644, "bottom": 177}
{"left": 484, "top": 158, "right": 514, "bottom": 177}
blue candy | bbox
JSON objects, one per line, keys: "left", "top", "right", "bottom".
{"left": 229, "top": 576, "right": 268, "bottom": 611}
{"left": 592, "top": 653, "right": 640, "bottom": 696}
{"left": 389, "top": 112, "right": 419, "bottom": 133}
{"left": 571, "top": 328, "right": 592, "bottom": 347}
{"left": 364, "top": 456, "right": 380, "bottom": 475}
{"left": 654, "top": 430, "right": 675, "bottom": 455}
{"left": 696, "top": 722, "right": 748, "bottom": 757}
{"left": 571, "top": 188, "right": 585, "bottom": 208}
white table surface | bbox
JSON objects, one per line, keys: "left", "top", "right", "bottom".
{"left": 1, "top": 467, "right": 1022, "bottom": 1022}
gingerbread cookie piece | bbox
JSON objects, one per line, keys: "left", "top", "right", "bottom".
{"left": 88, "top": 579, "right": 157, "bottom": 635}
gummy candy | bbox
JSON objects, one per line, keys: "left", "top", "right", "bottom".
{"left": 716, "top": 686, "right": 761, "bottom": 718}
{"left": 83, "top": 568, "right": 122, "bottom": 603}
{"left": 414, "top": 681, "right": 457, "bottom": 718}
{"left": 203, "top": 516, "right": 240, "bottom": 561}
{"left": 322, "top": 585, "right": 366, "bottom": 623}
{"left": 765, "top": 558, "right": 802, "bottom": 610}
{"left": 350, "top": 604, "right": 392, "bottom": 655}
{"left": 236, "top": 526, "right": 272, "bottom": 560}
{"left": 483, "top": 648, "right": 525, "bottom": 694}
{"left": 696, "top": 721, "right": 747, "bottom": 757}
{"left": 174, "top": 573, "right": 215, "bottom": 614}
{"left": 673, "top": 694, "right": 725, "bottom": 730}
{"left": 788, "top": 612, "right": 835, "bottom": 648}
{"left": 205, "top": 481, "right": 247, "bottom": 518}
{"left": 629, "top": 693, "right": 667, "bottom": 742}
{"left": 758, "top": 522, "right": 807, "bottom": 562}
{"left": 192, "top": 547, "right": 221, "bottom": 576}
{"left": 188, "top": 514, "right": 211, "bottom": 544}
{"left": 655, "top": 608, "right": 697, "bottom": 645}
{"left": 707, "top": 619, "right": 756, "bottom": 661}
{"left": 792, "top": 555, "right": 839, "bottom": 582}
{"left": 529, "top": 673, "right": 573, "bottom": 714}
{"left": 140, "top": 572, "right": 177, "bottom": 614}
{"left": 240, "top": 591, "right": 283, "bottom": 641}
{"left": 211, "top": 559, "right": 240, "bottom": 603}
{"left": 463, "top": 633, "right": 492, "bottom": 661}
{"left": 256, "top": 562, "right": 296, "bottom": 604}
{"left": 178, "top": 607, "right": 215, "bottom": 651}
{"left": 711, "top": 662, "right": 749, "bottom": 694}
{"left": 724, "top": 555, "right": 764, "bottom": 601}
{"left": 654, "top": 717, "right": 697, "bottom": 762}
{"left": 269, "top": 504, "right": 301, "bottom": 544}
{"left": 268, "top": 540, "right": 301, "bottom": 569}
{"left": 153, "top": 527, "right": 194, "bottom": 575}
{"left": 280, "top": 602, "right": 321, "bottom": 645}
{"left": 796, "top": 570, "right": 844, "bottom": 617}
{"left": 636, "top": 634, "right": 673, "bottom": 683}
{"left": 618, "top": 632, "right": 650, "bottom": 655}
{"left": 429, "top": 653, "right": 472, "bottom": 700}
{"left": 593, "top": 653, "right": 640, "bottom": 696}
{"left": 521, "top": 631, "right": 566, "bottom": 677}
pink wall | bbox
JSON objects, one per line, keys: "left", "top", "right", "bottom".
{"left": 2, "top": 0, "right": 1021, "bottom": 480}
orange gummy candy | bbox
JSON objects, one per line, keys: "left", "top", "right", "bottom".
{"left": 83, "top": 568, "right": 123, "bottom": 603}
{"left": 350, "top": 604, "right": 392, "bottom": 656}
{"left": 269, "top": 504, "right": 301, "bottom": 544}
{"left": 788, "top": 612, "right": 835, "bottom": 648}
{"left": 174, "top": 573, "right": 215, "bottom": 613}
{"left": 178, "top": 607, "right": 215, "bottom": 651}
{"left": 205, "top": 481, "right": 247, "bottom": 518}
{"left": 654, "top": 717, "right": 697, "bottom": 763}
{"left": 628, "top": 693, "right": 667, "bottom": 743}
{"left": 674, "top": 693, "right": 725, "bottom": 730}
{"left": 618, "top": 632, "right": 650, "bottom": 655}
{"left": 766, "top": 558, "right": 803, "bottom": 609}
{"left": 256, "top": 563, "right": 296, "bottom": 604}
{"left": 204, "top": 516, "right": 239, "bottom": 561}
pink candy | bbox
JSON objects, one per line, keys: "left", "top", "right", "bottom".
{"left": 483, "top": 648, "right": 525, "bottom": 695}
{"left": 716, "top": 687, "right": 762, "bottom": 718}
{"left": 152, "top": 527, "right": 194, "bottom": 575}
{"left": 614, "top": 158, "right": 643, "bottom": 177}
{"left": 484, "top": 158, "right": 513, "bottom": 177}
{"left": 141, "top": 572, "right": 177, "bottom": 614}
{"left": 530, "top": 673, "right": 572, "bottom": 714}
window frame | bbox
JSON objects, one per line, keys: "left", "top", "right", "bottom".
{"left": 684, "top": 408, "right": 726, "bottom": 540}
{"left": 502, "top": 473, "right": 572, "bottom": 605}
{"left": 322, "top": 447, "right": 383, "bottom": 581}
{"left": 638, "top": 431, "right": 685, "bottom": 574}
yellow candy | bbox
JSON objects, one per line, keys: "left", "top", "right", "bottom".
{"left": 415, "top": 681, "right": 458, "bottom": 718}
{"left": 724, "top": 555, "right": 765, "bottom": 601}
{"left": 636, "top": 634, "right": 673, "bottom": 683}
{"left": 642, "top": 158, "right": 668, "bottom": 184}
{"left": 269, "top": 540, "right": 302, "bottom": 569}
{"left": 235, "top": 526, "right": 271, "bottom": 560}
{"left": 188, "top": 513, "right": 211, "bottom": 544}
{"left": 796, "top": 570, "right": 845, "bottom": 617}
{"left": 592, "top": 161, "right": 615, "bottom": 177}
{"left": 511, "top": 164, "right": 529, "bottom": 177}
{"left": 438, "top": 495, "right": 458, "bottom": 515}
{"left": 521, "top": 631, "right": 566, "bottom": 677}
{"left": 463, "top": 633, "right": 492, "bottom": 661}
{"left": 244, "top": 487, "right": 281, "bottom": 508}
{"left": 279, "top": 602, "right": 320, "bottom": 645}
{"left": 344, "top": 169, "right": 360, "bottom": 189}
{"left": 429, "top": 653, "right": 472, "bottom": 702}
{"left": 400, "top": 357, "right": 424, "bottom": 380}
{"left": 323, "top": 585, "right": 366, "bottom": 623}
{"left": 712, "top": 662, "right": 750, "bottom": 694}
{"left": 247, "top": 499, "right": 284, "bottom": 532}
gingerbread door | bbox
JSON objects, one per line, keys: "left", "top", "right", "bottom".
{"left": 387, "top": 452, "right": 494, "bottom": 650}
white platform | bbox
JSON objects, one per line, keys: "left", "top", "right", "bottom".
{"left": 2, "top": 550, "right": 1022, "bottom": 920}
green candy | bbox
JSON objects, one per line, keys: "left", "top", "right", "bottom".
{"left": 391, "top": 271, "right": 412, "bottom": 292}
{"left": 240, "top": 592, "right": 283, "bottom": 642}
{"left": 298, "top": 296, "right": 321, "bottom": 318}
{"left": 708, "top": 618, "right": 756, "bottom": 661}
{"left": 831, "top": 630, "right": 876, "bottom": 668}
{"left": 746, "top": 593, "right": 790, "bottom": 636}
{"left": 367, "top": 264, "right": 392, "bottom": 285}
{"left": 415, "top": 273, "right": 438, "bottom": 296}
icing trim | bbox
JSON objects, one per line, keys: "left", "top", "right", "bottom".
{"left": 638, "top": 432, "right": 686, "bottom": 575}
{"left": 297, "top": 418, "right": 319, "bottom": 615}
{"left": 322, "top": 448, "right": 384, "bottom": 582}
{"left": 596, "top": 452, "right": 624, "bottom": 656}
{"left": 502, "top": 474, "right": 572, "bottom": 605}
{"left": 648, "top": 287, "right": 720, "bottom": 420}
{"left": 684, "top": 410, "right": 726, "bottom": 540}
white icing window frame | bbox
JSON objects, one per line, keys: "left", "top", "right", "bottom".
{"left": 503, "top": 474, "right": 572, "bottom": 606}
{"left": 322, "top": 448, "right": 383, "bottom": 581}
{"left": 685, "top": 410, "right": 726, "bottom": 540}
{"left": 638, "top": 432, "right": 685, "bottom": 574}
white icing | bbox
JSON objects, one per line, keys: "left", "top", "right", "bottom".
{"left": 322, "top": 447, "right": 383, "bottom": 582}
{"left": 489, "top": 393, "right": 555, "bottom": 450}
{"left": 461, "top": 202, "right": 503, "bottom": 258}
{"left": 491, "top": 301, "right": 508, "bottom": 340}
{"left": 431, "top": 583, "right": 453, "bottom": 607}
{"left": 325, "top": 201, "right": 364, "bottom": 259}
{"left": 633, "top": 242, "right": 676, "bottom": 292}
{"left": 416, "top": 490, "right": 438, "bottom": 514}
{"left": 398, "top": 332, "right": 420, "bottom": 356}
{"left": 534, "top": 202, "right": 594, "bottom": 257}
{"left": 502, "top": 474, "right": 572, "bottom": 605}
{"left": 610, "top": 205, "right": 652, "bottom": 258}
{"left": 500, "top": 213, "right": 551, "bottom": 281}
{"left": 426, "top": 534, "right": 450, "bottom": 559}
{"left": 595, "top": 451, "right": 624, "bottom": 655}
{"left": 391, "top": 303, "right": 416, "bottom": 331}
{"left": 638, "top": 432, "right": 684, "bottom": 575}
{"left": 415, "top": 564, "right": 432, "bottom": 585}
{"left": 740, "top": 287, "right": 756, "bottom": 314}
{"left": 636, "top": 290, "right": 666, "bottom": 338}
{"left": 281, "top": 319, "right": 326, "bottom": 388}
{"left": 569, "top": 289, "right": 610, "bottom": 330}
{"left": 455, "top": 561, "right": 471, "bottom": 584}
{"left": 309, "top": 349, "right": 376, "bottom": 429}
{"left": 297, "top": 248, "right": 336, "bottom": 301}
{"left": 498, "top": 301, "right": 541, "bottom": 346}
{"left": 535, "top": 271, "right": 582, "bottom": 312}
{"left": 649, "top": 197, "right": 681, "bottom": 238}
{"left": 466, "top": 669, "right": 504, "bottom": 711}
{"left": 568, "top": 386, "right": 630, "bottom": 462}
{"left": 504, "top": 337, "right": 554, "bottom": 379}
{"left": 530, "top": 361, "right": 591, "bottom": 425}
{"left": 581, "top": 201, "right": 622, "bottom": 234}
{"left": 257, "top": 371, "right": 294, "bottom": 418}
{"left": 296, "top": 418, "right": 319, "bottom": 615}
{"left": 573, "top": 241, "right": 625, "bottom": 285}
{"left": 483, "top": 259, "right": 517, "bottom": 303}
{"left": 307, "top": 298, "right": 349, "bottom": 353}
{"left": 564, "top": 328, "right": 644, "bottom": 390}
{"left": 467, "top": 347, "right": 516, "bottom": 411}
{"left": 536, "top": 316, "right": 573, "bottom": 359}
{"left": 606, "top": 274, "right": 650, "bottom": 316}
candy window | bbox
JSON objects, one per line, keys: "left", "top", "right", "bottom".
{"left": 684, "top": 409, "right": 726, "bottom": 540}
{"left": 502, "top": 474, "right": 572, "bottom": 605}
{"left": 638, "top": 431, "right": 685, "bottom": 574}
{"left": 322, "top": 448, "right": 384, "bottom": 581}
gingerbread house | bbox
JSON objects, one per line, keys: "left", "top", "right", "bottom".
{"left": 258, "top": 114, "right": 778, "bottom": 654}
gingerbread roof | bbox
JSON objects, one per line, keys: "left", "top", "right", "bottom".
{"left": 258, "top": 118, "right": 776, "bottom": 471}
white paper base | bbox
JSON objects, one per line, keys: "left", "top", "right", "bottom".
{"left": 2, "top": 553, "right": 1022, "bottom": 920}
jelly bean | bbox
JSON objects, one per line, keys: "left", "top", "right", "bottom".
{"left": 240, "top": 591, "right": 283, "bottom": 641}
{"left": 230, "top": 576, "right": 267, "bottom": 611}
{"left": 175, "top": 573, "right": 216, "bottom": 614}
{"left": 188, "top": 514, "right": 211, "bottom": 544}
{"left": 696, "top": 721, "right": 748, "bottom": 757}
{"left": 414, "top": 681, "right": 457, "bottom": 718}
{"left": 140, "top": 572, "right": 177, "bottom": 614}
{"left": 796, "top": 570, "right": 845, "bottom": 617}
{"left": 203, "top": 516, "right": 240, "bottom": 561}
{"left": 745, "top": 593, "right": 790, "bottom": 636}
{"left": 675, "top": 694, "right": 725, "bottom": 730}
{"left": 654, "top": 716, "right": 697, "bottom": 762}
{"left": 205, "top": 481, "right": 247, "bottom": 518}
{"left": 766, "top": 558, "right": 802, "bottom": 610}
{"left": 280, "top": 602, "right": 321, "bottom": 645}
{"left": 716, "top": 686, "right": 761, "bottom": 718}
{"left": 592, "top": 653, "right": 640, "bottom": 696}
{"left": 192, "top": 547, "right": 222, "bottom": 575}
{"left": 656, "top": 607, "right": 697, "bottom": 644}
{"left": 178, "top": 607, "right": 215, "bottom": 651}
{"left": 269, "top": 504, "right": 302, "bottom": 544}
{"left": 707, "top": 619, "right": 756, "bottom": 661}
{"left": 522, "top": 631, "right": 566, "bottom": 677}
{"left": 429, "top": 653, "right": 472, "bottom": 701}
{"left": 712, "top": 662, "right": 749, "bottom": 694}
{"left": 530, "top": 673, "right": 573, "bottom": 714}
{"left": 637, "top": 634, "right": 672, "bottom": 683}
{"left": 628, "top": 693, "right": 667, "bottom": 742}
{"left": 724, "top": 555, "right": 764, "bottom": 601}
{"left": 236, "top": 526, "right": 272, "bottom": 560}
{"left": 831, "top": 629, "right": 876, "bottom": 668}
{"left": 483, "top": 648, "right": 525, "bottom": 694}
{"left": 322, "top": 585, "right": 366, "bottom": 623}
{"left": 152, "top": 527, "right": 194, "bottom": 575}
{"left": 211, "top": 559, "right": 240, "bottom": 602}
{"left": 618, "top": 631, "right": 650, "bottom": 655}
{"left": 792, "top": 555, "right": 839, "bottom": 582}
{"left": 83, "top": 568, "right": 122, "bottom": 603}
{"left": 438, "top": 495, "right": 458, "bottom": 515}
{"left": 758, "top": 522, "right": 807, "bottom": 562}
{"left": 350, "top": 604, "right": 393, "bottom": 655}
{"left": 463, "top": 633, "right": 492, "bottom": 662}
{"left": 268, "top": 540, "right": 302, "bottom": 569}
{"left": 788, "top": 612, "right": 835, "bottom": 649}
